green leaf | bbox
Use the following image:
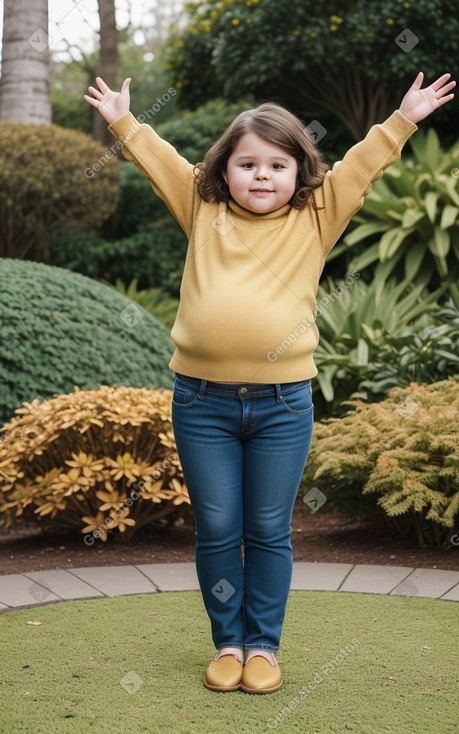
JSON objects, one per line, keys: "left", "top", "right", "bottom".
{"left": 424, "top": 193, "right": 439, "bottom": 224}
{"left": 429, "top": 227, "right": 450, "bottom": 258}
{"left": 379, "top": 228, "right": 412, "bottom": 261}
{"left": 440, "top": 205, "right": 459, "bottom": 230}
{"left": 424, "top": 128, "right": 442, "bottom": 171}
{"left": 315, "top": 364, "right": 338, "bottom": 402}
{"left": 357, "top": 338, "right": 369, "bottom": 366}
{"left": 344, "top": 221, "right": 388, "bottom": 246}
{"left": 352, "top": 242, "right": 380, "bottom": 271}
{"left": 402, "top": 209, "right": 425, "bottom": 229}
{"left": 403, "top": 244, "right": 427, "bottom": 281}
{"left": 443, "top": 176, "right": 459, "bottom": 207}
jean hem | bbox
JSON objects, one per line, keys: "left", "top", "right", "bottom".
{"left": 243, "top": 645, "right": 279, "bottom": 652}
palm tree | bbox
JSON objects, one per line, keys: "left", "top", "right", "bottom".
{"left": 0, "top": 0, "right": 51, "bottom": 123}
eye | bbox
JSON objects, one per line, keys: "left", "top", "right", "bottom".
{"left": 272, "top": 163, "right": 285, "bottom": 170}
{"left": 241, "top": 162, "right": 254, "bottom": 168}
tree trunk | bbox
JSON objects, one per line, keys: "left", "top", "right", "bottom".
{"left": 92, "top": 0, "right": 118, "bottom": 146}
{"left": 0, "top": 0, "right": 51, "bottom": 124}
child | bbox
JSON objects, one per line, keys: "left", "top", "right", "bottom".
{"left": 84, "top": 71, "right": 455, "bottom": 694}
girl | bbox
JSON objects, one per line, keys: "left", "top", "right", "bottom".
{"left": 84, "top": 71, "right": 454, "bottom": 694}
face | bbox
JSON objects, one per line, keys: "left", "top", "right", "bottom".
{"left": 222, "top": 131, "right": 298, "bottom": 214}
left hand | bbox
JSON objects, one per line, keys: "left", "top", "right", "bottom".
{"left": 399, "top": 72, "right": 455, "bottom": 123}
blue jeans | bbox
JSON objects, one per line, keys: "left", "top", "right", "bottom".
{"left": 171, "top": 373, "right": 314, "bottom": 653}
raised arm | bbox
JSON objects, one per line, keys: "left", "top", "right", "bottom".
{"left": 313, "top": 72, "right": 455, "bottom": 254}
{"left": 83, "top": 77, "right": 199, "bottom": 236}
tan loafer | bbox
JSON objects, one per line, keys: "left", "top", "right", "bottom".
{"left": 241, "top": 654, "right": 283, "bottom": 694}
{"left": 204, "top": 652, "right": 243, "bottom": 692}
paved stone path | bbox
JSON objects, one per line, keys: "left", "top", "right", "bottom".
{"left": 1, "top": 562, "right": 458, "bottom": 613}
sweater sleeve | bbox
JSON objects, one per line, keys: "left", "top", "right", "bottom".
{"left": 108, "top": 112, "right": 198, "bottom": 237}
{"left": 313, "top": 111, "right": 417, "bottom": 255}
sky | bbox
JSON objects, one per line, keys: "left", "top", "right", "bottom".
{"left": 0, "top": 0, "right": 185, "bottom": 65}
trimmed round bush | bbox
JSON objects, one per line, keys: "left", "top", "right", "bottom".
{"left": 0, "top": 259, "right": 175, "bottom": 426}
{"left": 0, "top": 121, "right": 119, "bottom": 261}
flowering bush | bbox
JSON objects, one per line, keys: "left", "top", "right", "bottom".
{"left": 300, "top": 379, "right": 459, "bottom": 547}
{"left": 0, "top": 386, "right": 191, "bottom": 542}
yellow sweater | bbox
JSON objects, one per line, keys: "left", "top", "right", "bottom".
{"left": 108, "top": 111, "right": 417, "bottom": 383}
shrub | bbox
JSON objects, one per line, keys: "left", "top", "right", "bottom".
{"left": 301, "top": 379, "right": 459, "bottom": 547}
{"left": 358, "top": 302, "right": 459, "bottom": 400}
{"left": 47, "top": 226, "right": 186, "bottom": 298}
{"left": 312, "top": 274, "right": 445, "bottom": 415}
{"left": 110, "top": 161, "right": 175, "bottom": 238}
{"left": 342, "top": 128, "right": 459, "bottom": 298}
{"left": 0, "top": 122, "right": 119, "bottom": 261}
{"left": 0, "top": 386, "right": 192, "bottom": 541}
{"left": 0, "top": 259, "right": 175, "bottom": 426}
{"left": 102, "top": 279, "right": 179, "bottom": 329}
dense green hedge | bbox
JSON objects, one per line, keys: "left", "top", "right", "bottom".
{"left": 0, "top": 259, "right": 175, "bottom": 426}
{"left": 48, "top": 226, "right": 186, "bottom": 297}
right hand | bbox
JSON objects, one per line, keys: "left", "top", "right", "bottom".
{"left": 84, "top": 76, "right": 131, "bottom": 125}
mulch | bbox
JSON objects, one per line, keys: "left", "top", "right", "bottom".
{"left": 1, "top": 503, "right": 458, "bottom": 575}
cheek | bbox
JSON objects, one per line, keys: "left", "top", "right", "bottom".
{"left": 226, "top": 169, "right": 244, "bottom": 192}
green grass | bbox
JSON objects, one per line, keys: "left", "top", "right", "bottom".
{"left": 0, "top": 591, "right": 457, "bottom": 734}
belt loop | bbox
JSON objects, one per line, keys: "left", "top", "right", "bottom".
{"left": 275, "top": 383, "right": 283, "bottom": 402}
{"left": 198, "top": 379, "right": 207, "bottom": 400}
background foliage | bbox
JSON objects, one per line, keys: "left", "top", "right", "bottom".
{"left": 313, "top": 273, "right": 459, "bottom": 416}
{"left": 0, "top": 122, "right": 119, "bottom": 262}
{"left": 165, "top": 0, "right": 458, "bottom": 144}
{"left": 340, "top": 129, "right": 459, "bottom": 297}
{"left": 0, "top": 259, "right": 174, "bottom": 427}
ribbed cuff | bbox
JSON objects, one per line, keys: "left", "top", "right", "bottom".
{"left": 108, "top": 111, "right": 142, "bottom": 142}
{"left": 382, "top": 110, "right": 418, "bottom": 145}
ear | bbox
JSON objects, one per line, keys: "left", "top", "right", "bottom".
{"left": 221, "top": 168, "right": 228, "bottom": 184}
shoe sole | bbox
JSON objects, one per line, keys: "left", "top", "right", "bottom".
{"left": 203, "top": 681, "right": 241, "bottom": 692}
{"left": 240, "top": 680, "right": 283, "bottom": 694}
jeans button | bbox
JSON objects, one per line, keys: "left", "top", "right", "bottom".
{"left": 239, "top": 386, "right": 248, "bottom": 397}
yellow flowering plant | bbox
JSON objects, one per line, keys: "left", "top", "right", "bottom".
{"left": 0, "top": 386, "right": 192, "bottom": 541}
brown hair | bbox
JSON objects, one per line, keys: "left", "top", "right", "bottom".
{"left": 194, "top": 102, "right": 328, "bottom": 209}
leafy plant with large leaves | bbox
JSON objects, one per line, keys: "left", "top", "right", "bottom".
{"left": 312, "top": 275, "right": 456, "bottom": 416}
{"left": 339, "top": 128, "right": 459, "bottom": 298}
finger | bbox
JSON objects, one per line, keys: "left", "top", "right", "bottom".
{"left": 83, "top": 94, "right": 99, "bottom": 108}
{"left": 411, "top": 71, "right": 423, "bottom": 90}
{"left": 432, "top": 73, "right": 452, "bottom": 91}
{"left": 436, "top": 93, "right": 455, "bottom": 108}
{"left": 95, "top": 76, "right": 110, "bottom": 94}
{"left": 437, "top": 80, "right": 456, "bottom": 96}
{"left": 87, "top": 85, "right": 103, "bottom": 100}
{"left": 121, "top": 77, "right": 131, "bottom": 93}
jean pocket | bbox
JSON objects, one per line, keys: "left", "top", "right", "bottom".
{"left": 280, "top": 383, "right": 313, "bottom": 414}
{"left": 172, "top": 380, "right": 200, "bottom": 407}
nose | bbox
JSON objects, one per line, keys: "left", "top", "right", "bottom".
{"left": 255, "top": 167, "right": 271, "bottom": 180}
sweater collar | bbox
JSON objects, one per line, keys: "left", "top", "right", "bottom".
{"left": 227, "top": 199, "right": 292, "bottom": 227}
